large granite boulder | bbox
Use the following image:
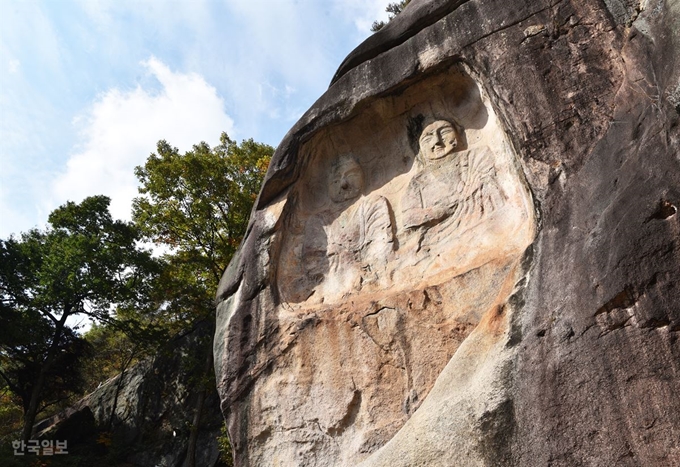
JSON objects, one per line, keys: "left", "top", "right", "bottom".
{"left": 214, "top": 0, "right": 680, "bottom": 465}
{"left": 34, "top": 322, "right": 223, "bottom": 467}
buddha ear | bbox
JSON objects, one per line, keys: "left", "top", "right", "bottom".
{"left": 415, "top": 149, "right": 426, "bottom": 167}
{"left": 449, "top": 119, "right": 467, "bottom": 151}
{"left": 447, "top": 119, "right": 461, "bottom": 137}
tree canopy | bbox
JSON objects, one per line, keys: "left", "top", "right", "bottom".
{"left": 133, "top": 132, "right": 273, "bottom": 327}
{"left": 0, "top": 131, "right": 271, "bottom": 465}
{"left": 0, "top": 195, "right": 159, "bottom": 442}
{"left": 132, "top": 132, "right": 272, "bottom": 467}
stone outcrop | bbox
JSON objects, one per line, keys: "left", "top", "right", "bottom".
{"left": 35, "top": 322, "right": 223, "bottom": 467}
{"left": 214, "top": 0, "right": 680, "bottom": 466}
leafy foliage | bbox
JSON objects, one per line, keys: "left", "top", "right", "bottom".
{"left": 0, "top": 131, "right": 271, "bottom": 465}
{"left": 371, "top": 0, "right": 411, "bottom": 32}
{"left": 133, "top": 132, "right": 271, "bottom": 467}
{"left": 1, "top": 196, "right": 158, "bottom": 321}
{"left": 0, "top": 379, "right": 26, "bottom": 445}
{"left": 1, "top": 312, "right": 91, "bottom": 413}
{"left": 133, "top": 132, "right": 273, "bottom": 327}
{"left": 0, "top": 195, "right": 160, "bottom": 441}
{"left": 217, "top": 425, "right": 235, "bottom": 467}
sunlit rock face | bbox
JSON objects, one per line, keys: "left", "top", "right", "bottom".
{"left": 215, "top": 0, "right": 680, "bottom": 466}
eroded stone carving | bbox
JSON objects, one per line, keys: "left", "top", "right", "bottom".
{"left": 402, "top": 119, "right": 505, "bottom": 232}
{"left": 280, "top": 155, "right": 395, "bottom": 303}
{"left": 393, "top": 119, "right": 514, "bottom": 290}
{"left": 279, "top": 112, "right": 528, "bottom": 308}
{"left": 218, "top": 65, "right": 537, "bottom": 467}
{"left": 217, "top": 2, "right": 680, "bottom": 465}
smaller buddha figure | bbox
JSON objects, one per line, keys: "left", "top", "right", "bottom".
{"left": 328, "top": 155, "right": 365, "bottom": 204}
{"left": 301, "top": 155, "right": 395, "bottom": 302}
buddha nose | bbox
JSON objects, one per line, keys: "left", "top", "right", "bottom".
{"left": 341, "top": 178, "right": 350, "bottom": 190}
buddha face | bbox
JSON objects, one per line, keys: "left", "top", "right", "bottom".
{"left": 329, "top": 156, "right": 364, "bottom": 203}
{"left": 419, "top": 120, "right": 459, "bottom": 161}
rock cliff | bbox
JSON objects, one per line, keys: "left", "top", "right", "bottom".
{"left": 34, "top": 322, "right": 224, "bottom": 467}
{"left": 214, "top": 0, "right": 680, "bottom": 465}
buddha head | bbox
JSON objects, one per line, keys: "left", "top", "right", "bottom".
{"left": 329, "top": 155, "right": 364, "bottom": 203}
{"left": 418, "top": 119, "right": 461, "bottom": 163}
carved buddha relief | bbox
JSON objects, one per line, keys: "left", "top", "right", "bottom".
{"left": 299, "top": 155, "right": 395, "bottom": 303}
{"left": 278, "top": 108, "right": 530, "bottom": 306}
{"left": 392, "top": 117, "right": 517, "bottom": 288}
{"left": 242, "top": 66, "right": 537, "bottom": 466}
{"left": 402, "top": 119, "right": 505, "bottom": 232}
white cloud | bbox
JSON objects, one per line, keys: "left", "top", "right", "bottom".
{"left": 0, "top": 0, "right": 377, "bottom": 238}
{"left": 50, "top": 57, "right": 233, "bottom": 222}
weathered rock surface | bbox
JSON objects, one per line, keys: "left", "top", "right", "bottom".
{"left": 35, "top": 323, "right": 223, "bottom": 467}
{"left": 215, "top": 0, "right": 680, "bottom": 466}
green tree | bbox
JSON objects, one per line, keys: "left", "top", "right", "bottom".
{"left": 0, "top": 308, "right": 92, "bottom": 433}
{"left": 0, "top": 195, "right": 159, "bottom": 443}
{"left": 134, "top": 133, "right": 271, "bottom": 288}
{"left": 132, "top": 132, "right": 272, "bottom": 467}
{"left": 371, "top": 0, "right": 411, "bottom": 32}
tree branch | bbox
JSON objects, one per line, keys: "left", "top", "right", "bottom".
{"left": 0, "top": 368, "right": 21, "bottom": 395}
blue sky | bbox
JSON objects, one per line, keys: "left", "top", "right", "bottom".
{"left": 0, "top": 0, "right": 391, "bottom": 238}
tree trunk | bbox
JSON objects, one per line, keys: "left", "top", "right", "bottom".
{"left": 21, "top": 311, "right": 69, "bottom": 443}
{"left": 187, "top": 332, "right": 214, "bottom": 467}
{"left": 21, "top": 369, "right": 47, "bottom": 443}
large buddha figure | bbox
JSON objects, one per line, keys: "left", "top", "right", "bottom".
{"left": 402, "top": 119, "right": 505, "bottom": 233}
{"left": 395, "top": 119, "right": 514, "bottom": 287}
